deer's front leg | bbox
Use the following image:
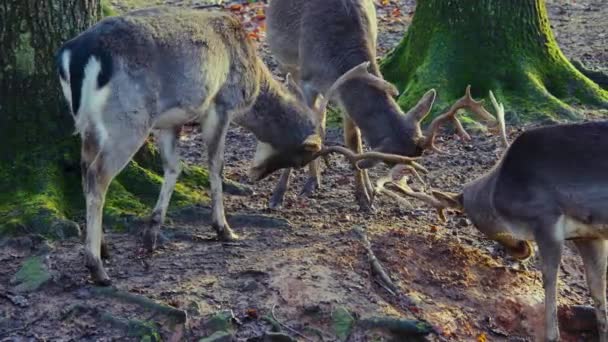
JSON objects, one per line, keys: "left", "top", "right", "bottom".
{"left": 575, "top": 239, "right": 608, "bottom": 342}
{"left": 344, "top": 118, "right": 373, "bottom": 212}
{"left": 143, "top": 127, "right": 182, "bottom": 252}
{"left": 269, "top": 168, "right": 293, "bottom": 209}
{"left": 536, "top": 226, "right": 564, "bottom": 342}
{"left": 203, "top": 107, "right": 238, "bottom": 241}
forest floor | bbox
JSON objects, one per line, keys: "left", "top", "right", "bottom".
{"left": 1, "top": 1, "right": 607, "bottom": 341}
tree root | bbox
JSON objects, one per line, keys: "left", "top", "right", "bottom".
{"left": 353, "top": 225, "right": 399, "bottom": 294}
{"left": 571, "top": 60, "right": 608, "bottom": 90}
{"left": 92, "top": 286, "right": 187, "bottom": 324}
{"left": 358, "top": 316, "right": 433, "bottom": 337}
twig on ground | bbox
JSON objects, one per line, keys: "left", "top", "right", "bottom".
{"left": 271, "top": 304, "right": 314, "bottom": 342}
{"left": 92, "top": 286, "right": 187, "bottom": 324}
{"left": 353, "top": 225, "right": 399, "bottom": 294}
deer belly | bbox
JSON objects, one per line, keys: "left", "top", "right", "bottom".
{"left": 154, "top": 108, "right": 198, "bottom": 129}
{"left": 560, "top": 215, "right": 608, "bottom": 240}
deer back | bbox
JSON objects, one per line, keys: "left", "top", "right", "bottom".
{"left": 57, "top": 8, "right": 261, "bottom": 127}
{"left": 464, "top": 121, "right": 608, "bottom": 241}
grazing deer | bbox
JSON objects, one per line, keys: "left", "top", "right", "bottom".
{"left": 385, "top": 117, "right": 608, "bottom": 341}
{"left": 56, "top": 8, "right": 419, "bottom": 285}
{"left": 266, "top": 0, "right": 498, "bottom": 210}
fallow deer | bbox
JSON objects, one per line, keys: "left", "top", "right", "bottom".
{"left": 384, "top": 114, "right": 608, "bottom": 341}
{"left": 56, "top": 7, "right": 420, "bottom": 285}
{"left": 266, "top": 0, "right": 499, "bottom": 210}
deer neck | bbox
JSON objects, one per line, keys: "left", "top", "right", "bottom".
{"left": 462, "top": 165, "right": 517, "bottom": 241}
{"left": 235, "top": 66, "right": 314, "bottom": 149}
{"left": 336, "top": 77, "right": 413, "bottom": 151}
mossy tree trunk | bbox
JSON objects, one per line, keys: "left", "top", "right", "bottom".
{"left": 380, "top": 0, "right": 608, "bottom": 123}
{"left": 0, "top": 0, "right": 208, "bottom": 238}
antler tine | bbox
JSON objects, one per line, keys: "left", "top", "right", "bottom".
{"left": 489, "top": 90, "right": 509, "bottom": 148}
{"left": 421, "top": 85, "right": 507, "bottom": 152}
{"left": 315, "top": 145, "right": 428, "bottom": 173}
{"left": 385, "top": 182, "right": 448, "bottom": 222}
{"left": 284, "top": 73, "right": 306, "bottom": 101}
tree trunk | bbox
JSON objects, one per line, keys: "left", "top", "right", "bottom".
{"left": 0, "top": 0, "right": 208, "bottom": 238}
{"left": 380, "top": 0, "right": 608, "bottom": 123}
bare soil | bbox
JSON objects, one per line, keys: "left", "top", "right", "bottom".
{"left": 1, "top": 1, "right": 607, "bottom": 341}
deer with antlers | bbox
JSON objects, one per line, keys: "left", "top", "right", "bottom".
{"left": 384, "top": 115, "right": 608, "bottom": 341}
{"left": 56, "top": 7, "right": 421, "bottom": 285}
{"left": 266, "top": 0, "right": 500, "bottom": 210}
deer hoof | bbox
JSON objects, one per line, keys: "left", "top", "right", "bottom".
{"left": 85, "top": 253, "right": 111, "bottom": 286}
{"left": 216, "top": 225, "right": 240, "bottom": 242}
{"left": 268, "top": 193, "right": 285, "bottom": 210}
{"left": 300, "top": 177, "right": 320, "bottom": 197}
{"left": 142, "top": 229, "right": 158, "bottom": 252}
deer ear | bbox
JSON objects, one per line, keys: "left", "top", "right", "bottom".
{"left": 406, "top": 89, "right": 436, "bottom": 122}
{"left": 431, "top": 190, "right": 463, "bottom": 209}
{"left": 302, "top": 134, "right": 322, "bottom": 152}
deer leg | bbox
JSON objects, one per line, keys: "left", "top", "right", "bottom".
{"left": 344, "top": 118, "right": 373, "bottom": 211}
{"left": 143, "top": 127, "right": 182, "bottom": 252}
{"left": 300, "top": 84, "right": 322, "bottom": 197}
{"left": 202, "top": 106, "right": 238, "bottom": 241}
{"left": 574, "top": 239, "right": 608, "bottom": 342}
{"left": 269, "top": 168, "right": 293, "bottom": 209}
{"left": 536, "top": 226, "right": 564, "bottom": 342}
{"left": 81, "top": 131, "right": 110, "bottom": 260}
{"left": 82, "top": 125, "right": 149, "bottom": 286}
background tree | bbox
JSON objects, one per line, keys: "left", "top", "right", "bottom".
{"left": 0, "top": 0, "right": 208, "bottom": 238}
{"left": 380, "top": 0, "right": 608, "bottom": 123}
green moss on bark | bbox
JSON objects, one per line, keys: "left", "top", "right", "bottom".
{"left": 380, "top": 0, "right": 608, "bottom": 123}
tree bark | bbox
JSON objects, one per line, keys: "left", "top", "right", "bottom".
{"left": 380, "top": 0, "right": 608, "bottom": 123}
{"left": 0, "top": 0, "right": 208, "bottom": 238}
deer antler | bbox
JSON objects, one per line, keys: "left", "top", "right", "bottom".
{"left": 488, "top": 90, "right": 509, "bottom": 148}
{"left": 419, "top": 85, "right": 500, "bottom": 153}
{"left": 314, "top": 145, "right": 428, "bottom": 173}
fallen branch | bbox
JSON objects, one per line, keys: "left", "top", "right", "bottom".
{"left": 353, "top": 225, "right": 399, "bottom": 294}
{"left": 271, "top": 304, "right": 313, "bottom": 342}
{"left": 92, "top": 287, "right": 187, "bottom": 324}
{"left": 358, "top": 316, "right": 433, "bottom": 336}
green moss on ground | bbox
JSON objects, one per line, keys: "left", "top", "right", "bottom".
{"left": 0, "top": 138, "right": 209, "bottom": 238}
{"left": 380, "top": 0, "right": 608, "bottom": 124}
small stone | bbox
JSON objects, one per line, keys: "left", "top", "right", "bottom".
{"left": 11, "top": 256, "right": 52, "bottom": 293}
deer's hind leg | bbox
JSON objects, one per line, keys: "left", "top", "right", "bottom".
{"left": 82, "top": 120, "right": 150, "bottom": 285}
{"left": 143, "top": 127, "right": 182, "bottom": 252}
{"left": 81, "top": 130, "right": 110, "bottom": 260}
{"left": 574, "top": 239, "right": 608, "bottom": 342}
{"left": 201, "top": 105, "right": 238, "bottom": 241}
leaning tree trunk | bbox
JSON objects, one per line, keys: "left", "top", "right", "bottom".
{"left": 0, "top": 0, "right": 208, "bottom": 238}
{"left": 380, "top": 0, "right": 608, "bottom": 123}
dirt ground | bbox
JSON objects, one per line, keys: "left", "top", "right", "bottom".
{"left": 1, "top": 1, "right": 607, "bottom": 341}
